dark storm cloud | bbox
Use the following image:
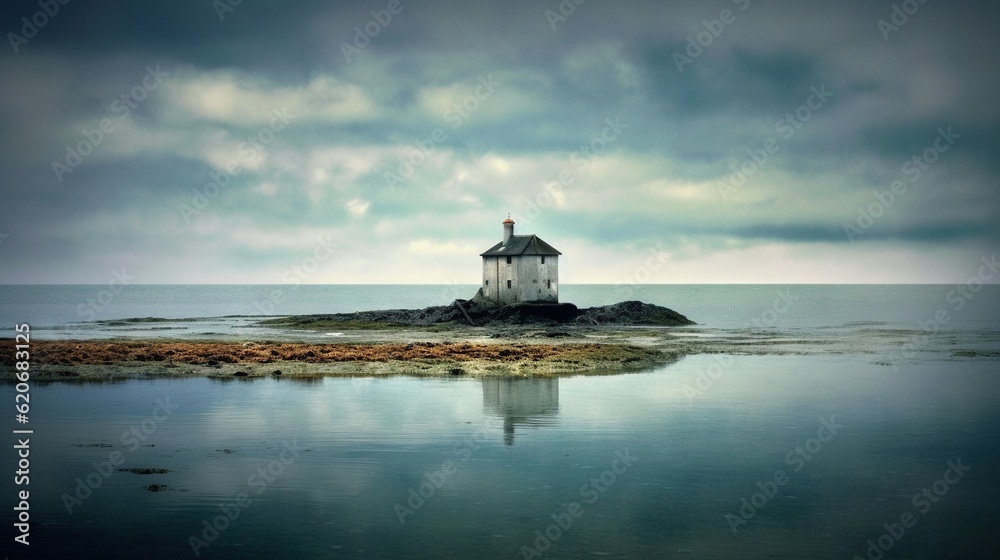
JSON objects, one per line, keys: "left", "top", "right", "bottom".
{"left": 1, "top": 0, "right": 998, "bottom": 282}
{"left": 2, "top": 0, "right": 337, "bottom": 76}
{"left": 641, "top": 45, "right": 824, "bottom": 118}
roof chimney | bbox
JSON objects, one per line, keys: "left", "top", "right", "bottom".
{"left": 502, "top": 216, "right": 514, "bottom": 245}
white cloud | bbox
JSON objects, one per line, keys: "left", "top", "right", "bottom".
{"left": 255, "top": 182, "right": 280, "bottom": 196}
{"left": 407, "top": 239, "right": 477, "bottom": 256}
{"left": 304, "top": 146, "right": 387, "bottom": 187}
{"left": 161, "top": 70, "right": 378, "bottom": 126}
{"left": 346, "top": 198, "right": 371, "bottom": 216}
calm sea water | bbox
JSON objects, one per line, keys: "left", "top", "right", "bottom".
{"left": 2, "top": 285, "right": 999, "bottom": 559}
{"left": 2, "top": 284, "right": 999, "bottom": 336}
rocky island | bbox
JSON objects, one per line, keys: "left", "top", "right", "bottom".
{"left": 3, "top": 219, "right": 699, "bottom": 382}
{"left": 2, "top": 299, "right": 695, "bottom": 382}
{"left": 260, "top": 297, "right": 694, "bottom": 329}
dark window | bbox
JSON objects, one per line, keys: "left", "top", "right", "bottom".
{"left": 506, "top": 256, "right": 512, "bottom": 264}
{"left": 485, "top": 280, "right": 489, "bottom": 286}
{"left": 507, "top": 280, "right": 512, "bottom": 289}
{"left": 541, "top": 256, "right": 546, "bottom": 264}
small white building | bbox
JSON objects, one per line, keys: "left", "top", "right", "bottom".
{"left": 480, "top": 217, "right": 561, "bottom": 304}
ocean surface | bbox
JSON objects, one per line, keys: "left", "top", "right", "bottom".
{"left": 1, "top": 284, "right": 999, "bottom": 559}
{"left": 2, "top": 283, "right": 999, "bottom": 336}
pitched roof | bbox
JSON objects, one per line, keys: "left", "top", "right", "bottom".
{"left": 480, "top": 234, "right": 561, "bottom": 257}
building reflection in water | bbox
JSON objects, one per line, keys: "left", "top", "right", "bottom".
{"left": 481, "top": 378, "right": 559, "bottom": 446}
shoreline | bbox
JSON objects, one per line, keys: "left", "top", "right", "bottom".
{"left": 0, "top": 299, "right": 700, "bottom": 382}
{"left": 6, "top": 317, "right": 986, "bottom": 382}
{"left": 2, "top": 338, "right": 680, "bottom": 382}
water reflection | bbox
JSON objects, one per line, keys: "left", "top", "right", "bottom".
{"left": 4, "top": 358, "right": 1000, "bottom": 560}
{"left": 481, "top": 378, "right": 559, "bottom": 445}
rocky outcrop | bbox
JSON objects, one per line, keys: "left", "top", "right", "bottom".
{"left": 574, "top": 300, "right": 694, "bottom": 326}
{"left": 260, "top": 293, "right": 694, "bottom": 329}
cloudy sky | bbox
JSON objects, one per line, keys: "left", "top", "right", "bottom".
{"left": 1, "top": 0, "right": 997, "bottom": 284}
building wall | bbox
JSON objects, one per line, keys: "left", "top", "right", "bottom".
{"left": 482, "top": 255, "right": 558, "bottom": 304}
{"left": 482, "top": 256, "right": 500, "bottom": 302}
